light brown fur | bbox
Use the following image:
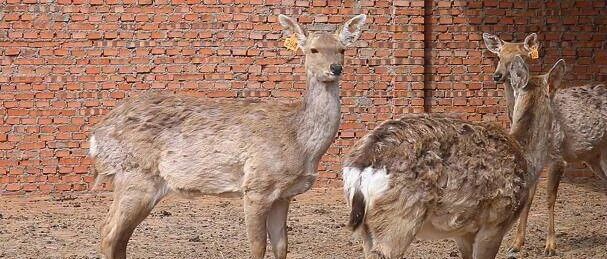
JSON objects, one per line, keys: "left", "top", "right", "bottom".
{"left": 90, "top": 14, "right": 367, "bottom": 259}
{"left": 343, "top": 56, "right": 565, "bottom": 259}
{"left": 483, "top": 33, "right": 538, "bottom": 120}
{"left": 484, "top": 33, "right": 607, "bottom": 257}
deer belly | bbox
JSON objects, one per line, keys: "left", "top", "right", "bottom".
{"left": 416, "top": 213, "right": 479, "bottom": 240}
{"left": 158, "top": 150, "right": 246, "bottom": 197}
{"left": 283, "top": 174, "right": 317, "bottom": 197}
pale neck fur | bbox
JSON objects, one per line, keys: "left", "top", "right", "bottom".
{"left": 522, "top": 118, "right": 552, "bottom": 176}
{"left": 514, "top": 89, "right": 554, "bottom": 177}
{"left": 296, "top": 75, "right": 341, "bottom": 165}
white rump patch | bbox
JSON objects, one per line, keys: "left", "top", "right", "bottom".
{"left": 342, "top": 166, "right": 390, "bottom": 207}
{"left": 88, "top": 136, "right": 98, "bottom": 157}
{"left": 342, "top": 167, "right": 362, "bottom": 204}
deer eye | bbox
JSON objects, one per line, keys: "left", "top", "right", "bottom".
{"left": 340, "top": 49, "right": 345, "bottom": 54}
{"left": 310, "top": 48, "right": 319, "bottom": 53}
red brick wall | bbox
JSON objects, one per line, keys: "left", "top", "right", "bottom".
{"left": 1, "top": 0, "right": 605, "bottom": 194}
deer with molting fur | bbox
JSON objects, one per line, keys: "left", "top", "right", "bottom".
{"left": 89, "top": 14, "right": 367, "bottom": 259}
{"left": 342, "top": 56, "right": 566, "bottom": 259}
{"left": 484, "top": 33, "right": 607, "bottom": 257}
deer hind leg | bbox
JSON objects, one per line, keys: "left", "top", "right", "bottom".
{"left": 455, "top": 233, "right": 475, "bottom": 259}
{"left": 266, "top": 198, "right": 291, "bottom": 259}
{"left": 366, "top": 204, "right": 426, "bottom": 259}
{"left": 584, "top": 151, "right": 607, "bottom": 181}
{"left": 591, "top": 150, "right": 607, "bottom": 181}
{"left": 472, "top": 226, "right": 509, "bottom": 259}
{"left": 601, "top": 151, "right": 607, "bottom": 180}
{"left": 507, "top": 179, "right": 538, "bottom": 258}
{"left": 101, "top": 173, "right": 169, "bottom": 259}
{"left": 358, "top": 224, "right": 374, "bottom": 258}
{"left": 545, "top": 160, "right": 565, "bottom": 256}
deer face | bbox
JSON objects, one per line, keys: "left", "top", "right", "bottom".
{"left": 508, "top": 56, "right": 566, "bottom": 138}
{"left": 278, "top": 14, "right": 367, "bottom": 82}
{"left": 483, "top": 33, "right": 539, "bottom": 83}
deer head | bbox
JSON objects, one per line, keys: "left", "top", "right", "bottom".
{"left": 278, "top": 14, "right": 367, "bottom": 82}
{"left": 508, "top": 56, "right": 566, "bottom": 139}
{"left": 483, "top": 33, "right": 539, "bottom": 83}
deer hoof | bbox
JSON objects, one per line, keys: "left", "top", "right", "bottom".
{"left": 544, "top": 246, "right": 557, "bottom": 256}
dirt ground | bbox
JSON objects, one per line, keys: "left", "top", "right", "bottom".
{"left": 1, "top": 177, "right": 605, "bottom": 259}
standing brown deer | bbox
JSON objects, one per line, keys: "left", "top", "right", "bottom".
{"left": 89, "top": 14, "right": 367, "bottom": 259}
{"left": 484, "top": 33, "right": 607, "bottom": 257}
{"left": 482, "top": 32, "right": 539, "bottom": 121}
{"left": 342, "top": 56, "right": 566, "bottom": 259}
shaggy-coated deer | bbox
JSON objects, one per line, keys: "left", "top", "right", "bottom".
{"left": 342, "top": 56, "right": 566, "bottom": 259}
{"left": 484, "top": 33, "right": 607, "bottom": 257}
{"left": 89, "top": 14, "right": 367, "bottom": 259}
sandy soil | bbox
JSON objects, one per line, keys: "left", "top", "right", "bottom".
{"left": 1, "top": 177, "right": 605, "bottom": 259}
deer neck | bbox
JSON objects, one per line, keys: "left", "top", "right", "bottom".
{"left": 296, "top": 74, "right": 341, "bottom": 163}
{"left": 504, "top": 81, "right": 515, "bottom": 120}
{"left": 516, "top": 104, "right": 553, "bottom": 176}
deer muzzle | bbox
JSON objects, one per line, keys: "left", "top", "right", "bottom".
{"left": 330, "top": 63, "right": 343, "bottom": 76}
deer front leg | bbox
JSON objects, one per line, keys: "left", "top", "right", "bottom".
{"left": 545, "top": 160, "right": 565, "bottom": 256}
{"left": 473, "top": 226, "right": 509, "bottom": 259}
{"left": 507, "top": 180, "right": 538, "bottom": 258}
{"left": 267, "top": 198, "right": 291, "bottom": 259}
{"left": 587, "top": 152, "right": 607, "bottom": 181}
{"left": 455, "top": 233, "right": 475, "bottom": 259}
{"left": 244, "top": 194, "right": 272, "bottom": 259}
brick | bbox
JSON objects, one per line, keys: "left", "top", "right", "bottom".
{"left": 5, "top": 48, "right": 21, "bottom": 56}
{"left": 55, "top": 183, "right": 73, "bottom": 191}
{"left": 6, "top": 183, "right": 21, "bottom": 191}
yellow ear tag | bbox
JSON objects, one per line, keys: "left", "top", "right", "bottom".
{"left": 284, "top": 34, "right": 299, "bottom": 52}
{"left": 530, "top": 46, "right": 539, "bottom": 60}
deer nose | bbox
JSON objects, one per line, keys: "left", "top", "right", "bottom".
{"left": 330, "top": 64, "right": 342, "bottom": 76}
{"left": 493, "top": 72, "right": 503, "bottom": 82}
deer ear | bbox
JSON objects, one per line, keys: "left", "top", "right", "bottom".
{"left": 524, "top": 33, "right": 539, "bottom": 52}
{"left": 278, "top": 14, "right": 307, "bottom": 48}
{"left": 508, "top": 56, "right": 530, "bottom": 90}
{"left": 337, "top": 14, "right": 367, "bottom": 46}
{"left": 547, "top": 59, "right": 566, "bottom": 96}
{"left": 483, "top": 33, "right": 503, "bottom": 54}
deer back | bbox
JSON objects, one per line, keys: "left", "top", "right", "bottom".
{"left": 551, "top": 84, "right": 607, "bottom": 159}
{"left": 92, "top": 94, "right": 305, "bottom": 193}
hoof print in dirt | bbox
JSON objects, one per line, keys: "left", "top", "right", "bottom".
{"left": 159, "top": 210, "right": 172, "bottom": 217}
{"left": 188, "top": 235, "right": 202, "bottom": 242}
{"left": 312, "top": 208, "right": 328, "bottom": 215}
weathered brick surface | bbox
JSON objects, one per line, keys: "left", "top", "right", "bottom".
{"left": 0, "top": 0, "right": 605, "bottom": 194}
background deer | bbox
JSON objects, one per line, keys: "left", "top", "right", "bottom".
{"left": 342, "top": 56, "right": 566, "bottom": 259}
{"left": 89, "top": 14, "right": 367, "bottom": 259}
{"left": 483, "top": 33, "right": 539, "bottom": 121}
{"left": 484, "top": 33, "right": 607, "bottom": 256}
